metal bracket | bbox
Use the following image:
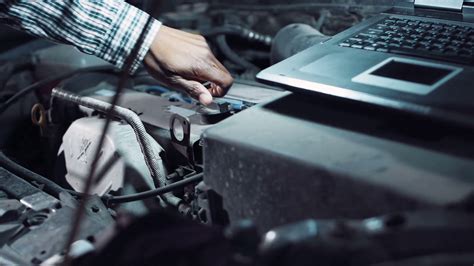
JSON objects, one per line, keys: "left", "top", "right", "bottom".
{"left": 169, "top": 114, "right": 195, "bottom": 165}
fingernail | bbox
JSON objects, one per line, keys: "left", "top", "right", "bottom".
{"left": 199, "top": 93, "right": 213, "bottom": 105}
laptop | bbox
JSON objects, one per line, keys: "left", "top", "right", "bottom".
{"left": 257, "top": 0, "right": 474, "bottom": 128}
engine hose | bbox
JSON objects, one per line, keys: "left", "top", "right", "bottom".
{"left": 51, "top": 88, "right": 182, "bottom": 207}
{"left": 0, "top": 57, "right": 33, "bottom": 91}
{"left": 0, "top": 66, "right": 116, "bottom": 116}
{"left": 216, "top": 35, "right": 259, "bottom": 71}
{"left": 103, "top": 173, "right": 203, "bottom": 204}
{"left": 0, "top": 151, "right": 78, "bottom": 198}
{"left": 202, "top": 25, "right": 273, "bottom": 46}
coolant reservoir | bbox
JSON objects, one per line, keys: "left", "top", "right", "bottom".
{"left": 58, "top": 117, "right": 161, "bottom": 196}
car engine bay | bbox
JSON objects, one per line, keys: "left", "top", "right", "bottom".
{"left": 0, "top": 1, "right": 474, "bottom": 265}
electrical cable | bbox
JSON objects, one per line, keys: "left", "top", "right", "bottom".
{"left": 0, "top": 66, "right": 116, "bottom": 116}
{"left": 0, "top": 151, "right": 80, "bottom": 198}
{"left": 103, "top": 173, "right": 203, "bottom": 204}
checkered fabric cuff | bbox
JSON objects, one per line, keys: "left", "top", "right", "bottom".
{"left": 99, "top": 1, "right": 161, "bottom": 74}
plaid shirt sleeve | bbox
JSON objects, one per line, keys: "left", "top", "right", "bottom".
{"left": 0, "top": 0, "right": 161, "bottom": 74}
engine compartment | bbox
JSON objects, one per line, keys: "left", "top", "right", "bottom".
{"left": 0, "top": 1, "right": 473, "bottom": 265}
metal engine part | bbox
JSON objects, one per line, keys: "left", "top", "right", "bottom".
{"left": 271, "top": 23, "right": 331, "bottom": 64}
{"left": 66, "top": 77, "right": 286, "bottom": 167}
{"left": 0, "top": 167, "right": 113, "bottom": 265}
{"left": 259, "top": 210, "right": 474, "bottom": 266}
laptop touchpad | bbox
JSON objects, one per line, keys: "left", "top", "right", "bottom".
{"left": 353, "top": 58, "right": 462, "bottom": 95}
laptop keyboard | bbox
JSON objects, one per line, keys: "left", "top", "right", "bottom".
{"left": 339, "top": 17, "right": 474, "bottom": 65}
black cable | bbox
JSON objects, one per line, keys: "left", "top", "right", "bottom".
{"left": 0, "top": 148, "right": 204, "bottom": 205}
{"left": 0, "top": 151, "right": 79, "bottom": 198}
{"left": 103, "top": 173, "right": 203, "bottom": 204}
{"left": 0, "top": 57, "right": 33, "bottom": 91}
{"left": 0, "top": 66, "right": 116, "bottom": 115}
{"left": 202, "top": 25, "right": 272, "bottom": 46}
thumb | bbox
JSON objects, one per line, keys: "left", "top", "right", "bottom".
{"left": 173, "top": 78, "right": 213, "bottom": 105}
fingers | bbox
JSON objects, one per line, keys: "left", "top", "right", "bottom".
{"left": 208, "top": 57, "right": 234, "bottom": 97}
{"left": 172, "top": 77, "right": 213, "bottom": 105}
{"left": 189, "top": 57, "right": 234, "bottom": 97}
{"left": 147, "top": 25, "right": 234, "bottom": 100}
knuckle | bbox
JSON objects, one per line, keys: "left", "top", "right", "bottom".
{"left": 222, "top": 75, "right": 234, "bottom": 88}
{"left": 190, "top": 83, "right": 201, "bottom": 92}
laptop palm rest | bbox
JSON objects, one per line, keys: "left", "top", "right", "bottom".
{"left": 299, "top": 51, "right": 462, "bottom": 96}
{"left": 352, "top": 58, "right": 462, "bottom": 95}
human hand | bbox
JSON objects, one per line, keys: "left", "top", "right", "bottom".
{"left": 144, "top": 26, "right": 233, "bottom": 105}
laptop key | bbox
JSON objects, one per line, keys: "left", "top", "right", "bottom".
{"left": 458, "top": 49, "right": 472, "bottom": 56}
{"left": 358, "top": 33, "right": 378, "bottom": 39}
{"left": 419, "top": 41, "right": 431, "bottom": 46}
{"left": 339, "top": 16, "right": 474, "bottom": 65}
{"left": 431, "top": 43, "right": 445, "bottom": 50}
{"left": 368, "top": 29, "right": 383, "bottom": 34}
{"left": 389, "top": 48, "right": 473, "bottom": 65}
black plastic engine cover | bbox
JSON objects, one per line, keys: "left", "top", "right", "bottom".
{"left": 203, "top": 93, "right": 474, "bottom": 231}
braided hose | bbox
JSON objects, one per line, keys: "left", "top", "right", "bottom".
{"left": 52, "top": 88, "right": 181, "bottom": 206}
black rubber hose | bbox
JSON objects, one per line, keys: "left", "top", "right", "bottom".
{"left": 0, "top": 57, "right": 33, "bottom": 91}
{"left": 103, "top": 173, "right": 203, "bottom": 204}
{"left": 0, "top": 66, "right": 116, "bottom": 115}
{"left": 216, "top": 35, "right": 259, "bottom": 71}
{"left": 0, "top": 151, "right": 77, "bottom": 198}
{"left": 202, "top": 25, "right": 272, "bottom": 46}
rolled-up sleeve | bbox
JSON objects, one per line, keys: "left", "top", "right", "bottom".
{"left": 0, "top": 0, "right": 161, "bottom": 73}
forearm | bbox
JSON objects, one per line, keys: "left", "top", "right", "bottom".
{"left": 0, "top": 0, "right": 161, "bottom": 73}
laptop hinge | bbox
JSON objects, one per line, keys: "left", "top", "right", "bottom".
{"left": 415, "top": 0, "right": 464, "bottom": 11}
